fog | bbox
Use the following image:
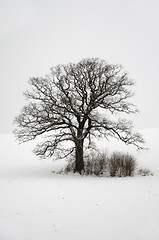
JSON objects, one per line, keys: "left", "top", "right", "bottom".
{"left": 1, "top": 0, "right": 159, "bottom": 133}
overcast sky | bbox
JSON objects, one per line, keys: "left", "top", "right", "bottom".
{"left": 0, "top": 0, "right": 159, "bottom": 134}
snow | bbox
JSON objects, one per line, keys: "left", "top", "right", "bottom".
{"left": 1, "top": 129, "right": 159, "bottom": 240}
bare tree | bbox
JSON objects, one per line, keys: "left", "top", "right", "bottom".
{"left": 14, "top": 58, "right": 144, "bottom": 173}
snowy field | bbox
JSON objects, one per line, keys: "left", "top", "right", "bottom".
{"left": 1, "top": 129, "right": 159, "bottom": 240}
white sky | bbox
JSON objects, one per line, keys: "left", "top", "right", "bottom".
{"left": 0, "top": 0, "right": 159, "bottom": 133}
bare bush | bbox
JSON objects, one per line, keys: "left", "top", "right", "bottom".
{"left": 137, "top": 168, "right": 153, "bottom": 176}
{"left": 64, "top": 151, "right": 137, "bottom": 177}
{"left": 84, "top": 151, "right": 109, "bottom": 176}
{"left": 64, "top": 158, "right": 75, "bottom": 174}
{"left": 64, "top": 151, "right": 109, "bottom": 176}
{"left": 109, "top": 152, "right": 136, "bottom": 177}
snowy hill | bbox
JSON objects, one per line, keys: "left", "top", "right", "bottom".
{"left": 1, "top": 128, "right": 159, "bottom": 240}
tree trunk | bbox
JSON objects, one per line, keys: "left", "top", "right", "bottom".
{"left": 74, "top": 139, "right": 84, "bottom": 174}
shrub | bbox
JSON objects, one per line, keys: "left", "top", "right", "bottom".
{"left": 84, "top": 151, "right": 109, "bottom": 176}
{"left": 64, "top": 151, "right": 109, "bottom": 176}
{"left": 64, "top": 158, "right": 75, "bottom": 174}
{"left": 109, "top": 152, "right": 136, "bottom": 177}
{"left": 137, "top": 168, "right": 153, "bottom": 176}
{"left": 63, "top": 151, "right": 137, "bottom": 177}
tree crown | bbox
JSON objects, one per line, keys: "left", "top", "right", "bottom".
{"left": 14, "top": 58, "right": 145, "bottom": 159}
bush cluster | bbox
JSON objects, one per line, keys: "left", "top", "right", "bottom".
{"left": 109, "top": 152, "right": 136, "bottom": 177}
{"left": 64, "top": 151, "right": 137, "bottom": 177}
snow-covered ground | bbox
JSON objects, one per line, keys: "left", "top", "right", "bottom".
{"left": 1, "top": 129, "right": 159, "bottom": 240}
